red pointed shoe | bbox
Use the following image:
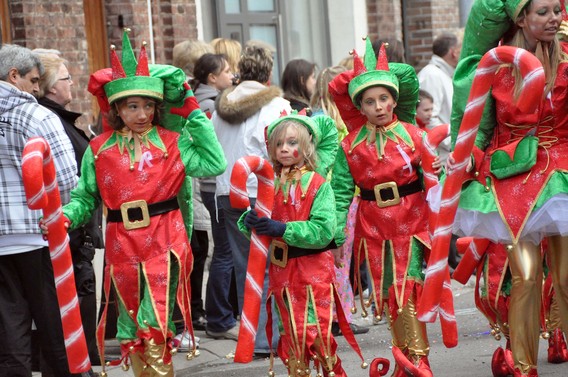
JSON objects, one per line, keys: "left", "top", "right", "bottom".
{"left": 513, "top": 367, "right": 538, "bottom": 377}
{"left": 548, "top": 328, "right": 568, "bottom": 364}
{"left": 368, "top": 357, "right": 390, "bottom": 377}
{"left": 491, "top": 347, "right": 514, "bottom": 377}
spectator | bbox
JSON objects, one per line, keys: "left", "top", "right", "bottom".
{"left": 212, "top": 45, "right": 291, "bottom": 357}
{"left": 281, "top": 58, "right": 317, "bottom": 115}
{"left": 172, "top": 39, "right": 213, "bottom": 79}
{"left": 416, "top": 89, "right": 434, "bottom": 131}
{"left": 188, "top": 52, "right": 241, "bottom": 348}
{"left": 372, "top": 37, "right": 406, "bottom": 63}
{"left": 0, "top": 44, "right": 87, "bottom": 377}
{"left": 417, "top": 32, "right": 461, "bottom": 129}
{"left": 35, "top": 51, "right": 104, "bottom": 367}
{"left": 210, "top": 38, "right": 242, "bottom": 84}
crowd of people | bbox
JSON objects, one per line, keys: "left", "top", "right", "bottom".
{"left": 1, "top": 1, "right": 568, "bottom": 376}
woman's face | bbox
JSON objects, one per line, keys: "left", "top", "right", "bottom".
{"left": 517, "top": 0, "right": 562, "bottom": 49}
{"left": 275, "top": 126, "right": 303, "bottom": 168}
{"left": 209, "top": 61, "right": 234, "bottom": 91}
{"left": 359, "top": 86, "right": 397, "bottom": 127}
{"left": 116, "top": 96, "right": 156, "bottom": 133}
{"left": 305, "top": 70, "right": 316, "bottom": 98}
{"left": 48, "top": 63, "right": 73, "bottom": 106}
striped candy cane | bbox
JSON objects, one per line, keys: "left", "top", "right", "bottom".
{"left": 229, "top": 156, "right": 275, "bottom": 363}
{"left": 22, "top": 137, "right": 91, "bottom": 373}
{"left": 417, "top": 46, "right": 546, "bottom": 322}
{"left": 420, "top": 124, "right": 458, "bottom": 347}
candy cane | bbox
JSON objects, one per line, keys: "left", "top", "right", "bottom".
{"left": 22, "top": 137, "right": 91, "bottom": 373}
{"left": 229, "top": 155, "right": 275, "bottom": 363}
{"left": 417, "top": 46, "right": 546, "bottom": 322}
{"left": 420, "top": 124, "right": 458, "bottom": 347}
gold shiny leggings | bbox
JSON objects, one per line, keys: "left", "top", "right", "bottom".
{"left": 507, "top": 241, "right": 542, "bottom": 373}
{"left": 546, "top": 236, "right": 568, "bottom": 333}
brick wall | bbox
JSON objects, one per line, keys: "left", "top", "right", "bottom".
{"left": 10, "top": 0, "right": 93, "bottom": 118}
{"left": 405, "top": 0, "right": 461, "bottom": 70}
{"left": 366, "top": 0, "right": 461, "bottom": 71}
{"left": 6, "top": 0, "right": 197, "bottom": 128}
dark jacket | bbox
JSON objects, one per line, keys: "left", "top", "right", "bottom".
{"left": 38, "top": 97, "right": 103, "bottom": 295}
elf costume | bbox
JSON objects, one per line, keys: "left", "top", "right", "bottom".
{"left": 62, "top": 29, "right": 226, "bottom": 376}
{"left": 329, "top": 39, "right": 434, "bottom": 376}
{"left": 448, "top": 0, "right": 568, "bottom": 375}
{"left": 237, "top": 113, "right": 366, "bottom": 376}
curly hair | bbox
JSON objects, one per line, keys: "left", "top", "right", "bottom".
{"left": 238, "top": 46, "right": 273, "bottom": 83}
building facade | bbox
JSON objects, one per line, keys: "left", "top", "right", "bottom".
{"left": 0, "top": 0, "right": 470, "bottom": 125}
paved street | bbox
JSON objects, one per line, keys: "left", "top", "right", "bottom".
{"left": 90, "top": 278, "right": 567, "bottom": 377}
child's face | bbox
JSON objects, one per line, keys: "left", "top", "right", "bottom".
{"left": 116, "top": 96, "right": 156, "bottom": 133}
{"left": 359, "top": 86, "right": 397, "bottom": 126}
{"left": 416, "top": 97, "right": 433, "bottom": 124}
{"left": 276, "top": 126, "right": 303, "bottom": 168}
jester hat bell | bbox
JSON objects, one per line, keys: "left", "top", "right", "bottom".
{"left": 348, "top": 37, "right": 399, "bottom": 107}
{"left": 104, "top": 29, "right": 164, "bottom": 104}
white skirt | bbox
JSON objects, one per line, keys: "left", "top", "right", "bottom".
{"left": 427, "top": 184, "right": 568, "bottom": 244}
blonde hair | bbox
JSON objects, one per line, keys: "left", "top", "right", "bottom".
{"left": 267, "top": 121, "right": 317, "bottom": 175}
{"left": 337, "top": 55, "right": 354, "bottom": 70}
{"left": 310, "top": 66, "right": 347, "bottom": 136}
{"left": 172, "top": 40, "right": 213, "bottom": 77}
{"left": 37, "top": 54, "right": 67, "bottom": 98}
{"left": 210, "top": 38, "right": 242, "bottom": 73}
{"left": 509, "top": 4, "right": 561, "bottom": 96}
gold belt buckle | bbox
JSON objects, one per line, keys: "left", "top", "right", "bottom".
{"left": 270, "top": 240, "right": 288, "bottom": 268}
{"left": 374, "top": 181, "right": 401, "bottom": 208}
{"left": 120, "top": 199, "right": 151, "bottom": 230}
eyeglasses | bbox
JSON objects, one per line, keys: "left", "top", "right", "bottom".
{"left": 58, "top": 75, "right": 72, "bottom": 82}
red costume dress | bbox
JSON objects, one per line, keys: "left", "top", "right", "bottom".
{"left": 63, "top": 113, "right": 226, "bottom": 370}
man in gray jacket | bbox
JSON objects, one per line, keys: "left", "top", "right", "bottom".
{"left": 0, "top": 44, "right": 89, "bottom": 377}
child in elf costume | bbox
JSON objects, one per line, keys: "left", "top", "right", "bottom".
{"left": 238, "top": 112, "right": 366, "bottom": 377}
{"left": 58, "top": 30, "right": 226, "bottom": 376}
{"left": 328, "top": 39, "right": 442, "bottom": 376}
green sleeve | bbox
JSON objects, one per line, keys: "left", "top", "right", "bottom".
{"left": 282, "top": 181, "right": 336, "bottom": 249}
{"left": 62, "top": 147, "right": 101, "bottom": 230}
{"left": 178, "top": 110, "right": 227, "bottom": 177}
{"left": 330, "top": 147, "right": 355, "bottom": 246}
{"left": 237, "top": 209, "right": 252, "bottom": 240}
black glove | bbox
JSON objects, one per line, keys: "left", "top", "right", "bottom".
{"left": 254, "top": 217, "right": 286, "bottom": 237}
{"left": 244, "top": 209, "right": 260, "bottom": 230}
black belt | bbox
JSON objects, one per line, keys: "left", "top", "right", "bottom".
{"left": 270, "top": 240, "right": 337, "bottom": 267}
{"left": 359, "top": 180, "right": 422, "bottom": 207}
{"left": 107, "top": 197, "right": 179, "bottom": 229}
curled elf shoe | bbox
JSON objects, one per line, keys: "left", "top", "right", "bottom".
{"left": 513, "top": 367, "right": 538, "bottom": 377}
{"left": 391, "top": 346, "right": 433, "bottom": 377}
{"left": 368, "top": 357, "right": 390, "bottom": 377}
{"left": 491, "top": 347, "right": 514, "bottom": 377}
{"left": 547, "top": 328, "right": 568, "bottom": 364}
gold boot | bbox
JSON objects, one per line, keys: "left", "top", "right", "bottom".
{"left": 142, "top": 338, "right": 174, "bottom": 377}
{"left": 129, "top": 351, "right": 151, "bottom": 377}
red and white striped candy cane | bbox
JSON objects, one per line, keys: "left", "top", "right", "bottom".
{"left": 22, "top": 137, "right": 91, "bottom": 373}
{"left": 420, "top": 124, "right": 458, "bottom": 347}
{"left": 417, "top": 46, "right": 545, "bottom": 323}
{"left": 229, "top": 155, "right": 275, "bottom": 363}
